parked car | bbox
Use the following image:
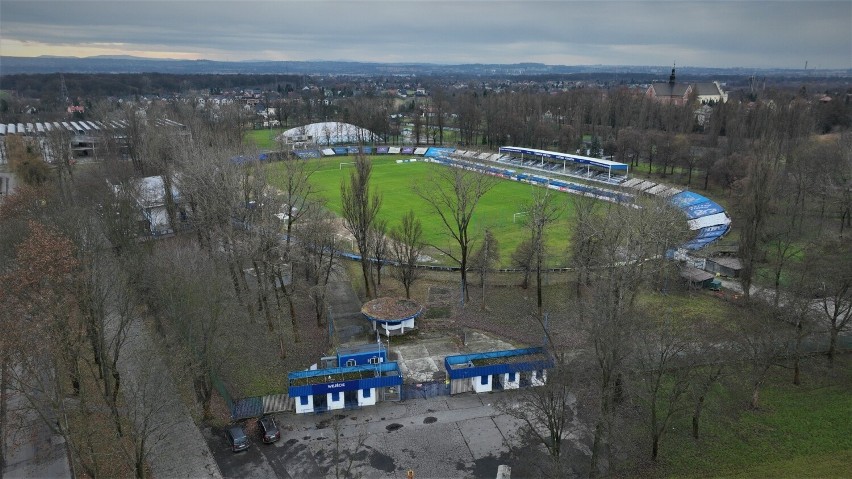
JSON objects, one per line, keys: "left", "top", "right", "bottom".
{"left": 225, "top": 426, "right": 249, "bottom": 452}
{"left": 258, "top": 416, "right": 280, "bottom": 444}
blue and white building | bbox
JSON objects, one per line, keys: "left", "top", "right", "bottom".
{"left": 288, "top": 361, "right": 402, "bottom": 414}
{"left": 444, "top": 347, "right": 554, "bottom": 395}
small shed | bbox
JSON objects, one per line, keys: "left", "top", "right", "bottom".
{"left": 444, "top": 347, "right": 553, "bottom": 395}
{"left": 705, "top": 257, "right": 743, "bottom": 278}
{"left": 680, "top": 265, "right": 716, "bottom": 288}
{"left": 337, "top": 343, "right": 387, "bottom": 368}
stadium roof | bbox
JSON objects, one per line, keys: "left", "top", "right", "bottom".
{"left": 498, "top": 146, "right": 629, "bottom": 171}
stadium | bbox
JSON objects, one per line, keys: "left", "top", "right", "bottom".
{"left": 271, "top": 140, "right": 731, "bottom": 266}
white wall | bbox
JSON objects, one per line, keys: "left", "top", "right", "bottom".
{"left": 358, "top": 388, "right": 376, "bottom": 406}
{"left": 327, "top": 391, "right": 345, "bottom": 410}
{"left": 501, "top": 373, "right": 520, "bottom": 390}
{"left": 531, "top": 370, "right": 547, "bottom": 387}
{"left": 295, "top": 395, "right": 314, "bottom": 414}
{"left": 472, "top": 374, "right": 492, "bottom": 393}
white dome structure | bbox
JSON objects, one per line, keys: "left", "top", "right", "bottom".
{"left": 277, "top": 121, "right": 378, "bottom": 145}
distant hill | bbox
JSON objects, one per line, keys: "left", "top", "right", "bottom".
{"left": 1, "top": 55, "right": 848, "bottom": 78}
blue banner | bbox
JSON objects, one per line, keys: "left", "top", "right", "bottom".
{"left": 312, "top": 379, "right": 361, "bottom": 395}
{"left": 685, "top": 201, "right": 725, "bottom": 219}
{"left": 671, "top": 191, "right": 708, "bottom": 208}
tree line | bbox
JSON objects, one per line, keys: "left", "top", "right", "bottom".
{"left": 1, "top": 80, "right": 850, "bottom": 477}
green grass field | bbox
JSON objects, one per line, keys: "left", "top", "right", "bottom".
{"left": 659, "top": 364, "right": 852, "bottom": 478}
{"left": 246, "top": 128, "right": 286, "bottom": 149}
{"left": 267, "top": 155, "right": 575, "bottom": 267}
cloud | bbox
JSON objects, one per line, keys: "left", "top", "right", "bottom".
{"left": 1, "top": 0, "right": 850, "bottom": 68}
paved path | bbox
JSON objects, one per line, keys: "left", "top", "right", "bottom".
{"left": 326, "top": 266, "right": 371, "bottom": 345}
{"left": 116, "top": 314, "right": 223, "bottom": 479}
{"left": 2, "top": 379, "right": 71, "bottom": 479}
{"left": 717, "top": 277, "right": 852, "bottom": 351}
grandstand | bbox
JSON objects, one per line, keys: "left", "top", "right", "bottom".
{"left": 623, "top": 177, "right": 730, "bottom": 251}
{"left": 0, "top": 118, "right": 185, "bottom": 165}
{"left": 498, "top": 146, "right": 629, "bottom": 183}
{"left": 454, "top": 146, "right": 629, "bottom": 187}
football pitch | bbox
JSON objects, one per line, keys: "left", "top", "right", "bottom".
{"left": 268, "top": 155, "right": 576, "bottom": 267}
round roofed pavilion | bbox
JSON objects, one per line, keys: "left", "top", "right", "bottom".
{"left": 361, "top": 297, "right": 423, "bottom": 337}
{"left": 277, "top": 121, "right": 378, "bottom": 145}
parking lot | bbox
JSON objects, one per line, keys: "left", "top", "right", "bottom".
{"left": 203, "top": 329, "right": 577, "bottom": 478}
{"left": 205, "top": 390, "right": 537, "bottom": 478}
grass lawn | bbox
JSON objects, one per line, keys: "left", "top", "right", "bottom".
{"left": 658, "top": 358, "right": 852, "bottom": 478}
{"left": 246, "top": 128, "right": 286, "bottom": 149}
{"left": 268, "top": 155, "right": 576, "bottom": 267}
{"left": 637, "top": 288, "right": 745, "bottom": 328}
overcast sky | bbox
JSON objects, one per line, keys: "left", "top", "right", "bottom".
{"left": 1, "top": 0, "right": 850, "bottom": 69}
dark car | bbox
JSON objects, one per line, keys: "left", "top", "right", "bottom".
{"left": 258, "top": 416, "right": 280, "bottom": 444}
{"left": 225, "top": 426, "right": 249, "bottom": 452}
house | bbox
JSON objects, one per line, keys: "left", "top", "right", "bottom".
{"left": 646, "top": 66, "right": 693, "bottom": 105}
{"left": 646, "top": 67, "right": 728, "bottom": 105}
{"left": 693, "top": 82, "right": 728, "bottom": 104}
{"left": 125, "top": 175, "right": 183, "bottom": 236}
{"left": 695, "top": 104, "right": 714, "bottom": 127}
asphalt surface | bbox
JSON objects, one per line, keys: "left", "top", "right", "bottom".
{"left": 2, "top": 381, "right": 71, "bottom": 479}
{"left": 116, "top": 314, "right": 223, "bottom": 478}
{"left": 202, "top": 391, "right": 568, "bottom": 479}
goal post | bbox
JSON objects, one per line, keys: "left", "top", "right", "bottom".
{"left": 513, "top": 211, "right": 529, "bottom": 223}
{"left": 339, "top": 162, "right": 356, "bottom": 169}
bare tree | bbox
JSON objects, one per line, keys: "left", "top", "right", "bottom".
{"left": 275, "top": 158, "right": 320, "bottom": 256}
{"left": 299, "top": 208, "right": 341, "bottom": 327}
{"left": 120, "top": 361, "right": 185, "bottom": 479}
{"left": 330, "top": 415, "right": 369, "bottom": 479}
{"left": 735, "top": 147, "right": 782, "bottom": 301}
{"left": 571, "top": 196, "right": 689, "bottom": 476}
{"left": 523, "top": 188, "right": 562, "bottom": 315}
{"left": 510, "top": 238, "right": 535, "bottom": 290}
{"left": 369, "top": 218, "right": 389, "bottom": 288}
{"left": 43, "top": 128, "right": 75, "bottom": 203}
{"left": 497, "top": 366, "right": 579, "bottom": 478}
{"left": 631, "top": 318, "right": 694, "bottom": 462}
{"left": 142, "top": 243, "right": 235, "bottom": 419}
{"left": 470, "top": 228, "right": 500, "bottom": 310}
{"left": 389, "top": 210, "right": 424, "bottom": 299}
{"left": 735, "top": 303, "right": 793, "bottom": 409}
{"left": 340, "top": 154, "right": 382, "bottom": 299}
{"left": 415, "top": 165, "right": 496, "bottom": 303}
{"left": 803, "top": 239, "right": 852, "bottom": 366}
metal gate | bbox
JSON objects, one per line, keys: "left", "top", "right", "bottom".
{"left": 402, "top": 380, "right": 450, "bottom": 400}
